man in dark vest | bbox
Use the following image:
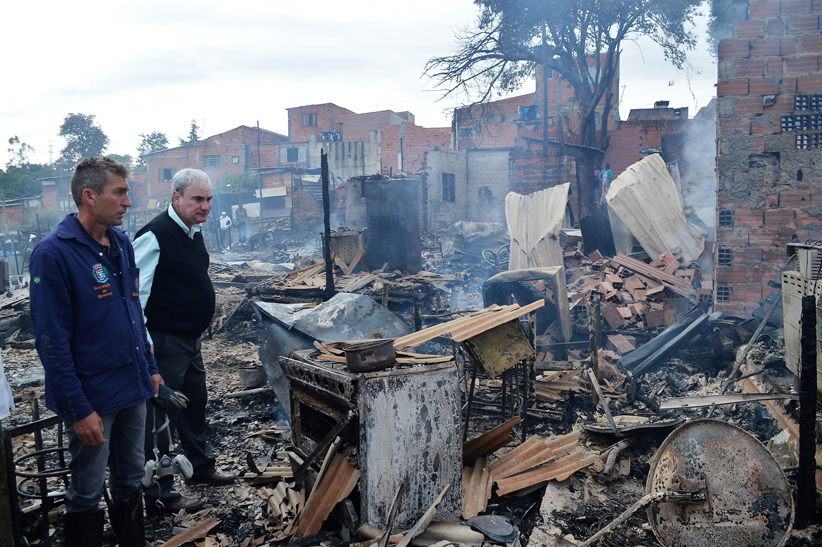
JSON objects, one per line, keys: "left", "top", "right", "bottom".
{"left": 134, "top": 169, "right": 236, "bottom": 514}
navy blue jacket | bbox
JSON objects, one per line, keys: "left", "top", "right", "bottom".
{"left": 30, "top": 214, "right": 158, "bottom": 422}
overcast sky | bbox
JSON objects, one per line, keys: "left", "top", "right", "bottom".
{"left": 0, "top": 0, "right": 716, "bottom": 168}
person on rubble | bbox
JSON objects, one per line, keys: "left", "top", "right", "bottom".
{"left": 234, "top": 202, "right": 248, "bottom": 244}
{"left": 338, "top": 195, "right": 347, "bottom": 227}
{"left": 599, "top": 162, "right": 614, "bottom": 205}
{"left": 219, "top": 210, "right": 232, "bottom": 249}
{"left": 30, "top": 157, "right": 162, "bottom": 547}
{"left": 133, "top": 168, "right": 236, "bottom": 515}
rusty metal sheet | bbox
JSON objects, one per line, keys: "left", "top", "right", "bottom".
{"left": 462, "top": 319, "right": 533, "bottom": 379}
{"left": 358, "top": 364, "right": 462, "bottom": 532}
{"left": 646, "top": 419, "right": 793, "bottom": 547}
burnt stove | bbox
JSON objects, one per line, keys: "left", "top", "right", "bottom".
{"left": 281, "top": 350, "right": 462, "bottom": 532}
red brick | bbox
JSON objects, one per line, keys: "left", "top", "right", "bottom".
{"left": 767, "top": 18, "right": 785, "bottom": 35}
{"left": 732, "top": 285, "right": 764, "bottom": 303}
{"left": 717, "top": 227, "right": 750, "bottom": 245}
{"left": 764, "top": 209, "right": 796, "bottom": 226}
{"left": 781, "top": 37, "right": 798, "bottom": 55}
{"left": 718, "top": 192, "right": 731, "bottom": 207}
{"left": 735, "top": 20, "right": 766, "bottom": 37}
{"left": 764, "top": 247, "right": 787, "bottom": 263}
{"left": 718, "top": 79, "right": 750, "bottom": 96}
{"left": 749, "top": 267, "right": 779, "bottom": 283}
{"left": 734, "top": 246, "right": 764, "bottom": 263}
{"left": 787, "top": 55, "right": 820, "bottom": 73}
{"left": 763, "top": 286, "right": 781, "bottom": 300}
{"left": 766, "top": 58, "right": 783, "bottom": 76}
{"left": 796, "top": 210, "right": 822, "bottom": 227}
{"left": 780, "top": 190, "right": 811, "bottom": 207}
{"left": 798, "top": 74, "right": 822, "bottom": 91}
{"left": 715, "top": 301, "right": 749, "bottom": 318}
{"left": 750, "top": 39, "right": 782, "bottom": 56}
{"left": 720, "top": 118, "right": 751, "bottom": 134}
{"left": 750, "top": 0, "right": 781, "bottom": 18}
{"left": 787, "top": 16, "right": 820, "bottom": 33}
{"left": 719, "top": 40, "right": 751, "bottom": 58}
{"left": 716, "top": 266, "right": 749, "bottom": 283}
{"left": 748, "top": 228, "right": 781, "bottom": 245}
{"left": 782, "top": 0, "right": 813, "bottom": 15}
{"left": 800, "top": 35, "right": 822, "bottom": 53}
{"left": 811, "top": 191, "right": 822, "bottom": 206}
{"left": 765, "top": 195, "right": 780, "bottom": 207}
{"left": 780, "top": 77, "right": 798, "bottom": 93}
{"left": 734, "top": 96, "right": 765, "bottom": 114}
{"left": 766, "top": 93, "right": 797, "bottom": 110}
{"left": 736, "top": 58, "right": 766, "bottom": 75}
{"left": 749, "top": 78, "right": 780, "bottom": 94}
{"left": 734, "top": 209, "right": 764, "bottom": 227}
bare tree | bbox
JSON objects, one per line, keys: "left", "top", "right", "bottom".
{"left": 426, "top": 0, "right": 702, "bottom": 216}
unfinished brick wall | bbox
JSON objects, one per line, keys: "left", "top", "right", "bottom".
{"left": 715, "top": 0, "right": 822, "bottom": 317}
{"left": 381, "top": 124, "right": 452, "bottom": 174}
{"left": 287, "top": 104, "right": 356, "bottom": 143}
{"left": 604, "top": 118, "right": 689, "bottom": 174}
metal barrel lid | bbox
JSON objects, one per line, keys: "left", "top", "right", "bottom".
{"left": 646, "top": 419, "right": 794, "bottom": 547}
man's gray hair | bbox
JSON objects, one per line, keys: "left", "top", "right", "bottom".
{"left": 172, "top": 169, "right": 211, "bottom": 195}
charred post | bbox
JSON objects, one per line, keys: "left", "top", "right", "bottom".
{"left": 796, "top": 295, "right": 817, "bottom": 528}
{"left": 321, "top": 150, "right": 335, "bottom": 299}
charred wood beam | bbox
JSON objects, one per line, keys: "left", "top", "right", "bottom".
{"left": 320, "top": 150, "right": 335, "bottom": 299}
{"left": 796, "top": 295, "right": 817, "bottom": 528}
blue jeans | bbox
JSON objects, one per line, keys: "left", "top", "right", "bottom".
{"left": 65, "top": 401, "right": 147, "bottom": 513}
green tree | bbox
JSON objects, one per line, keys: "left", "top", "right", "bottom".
{"left": 107, "top": 154, "right": 135, "bottom": 171}
{"left": 0, "top": 163, "right": 53, "bottom": 199}
{"left": 426, "top": 0, "right": 702, "bottom": 216}
{"left": 7, "top": 136, "right": 35, "bottom": 168}
{"left": 136, "top": 131, "right": 169, "bottom": 170}
{"left": 179, "top": 119, "right": 201, "bottom": 146}
{"left": 58, "top": 113, "right": 109, "bottom": 168}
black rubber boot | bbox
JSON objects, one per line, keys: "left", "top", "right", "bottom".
{"left": 63, "top": 509, "right": 104, "bottom": 547}
{"left": 108, "top": 491, "right": 151, "bottom": 547}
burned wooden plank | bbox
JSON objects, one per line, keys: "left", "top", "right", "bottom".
{"left": 612, "top": 253, "right": 695, "bottom": 299}
{"left": 495, "top": 450, "right": 596, "bottom": 496}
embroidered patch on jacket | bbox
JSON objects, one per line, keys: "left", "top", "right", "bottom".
{"left": 92, "top": 263, "right": 109, "bottom": 283}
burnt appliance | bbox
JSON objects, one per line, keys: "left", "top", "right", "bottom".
{"left": 281, "top": 350, "right": 461, "bottom": 532}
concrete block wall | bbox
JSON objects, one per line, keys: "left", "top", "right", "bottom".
{"left": 715, "top": 0, "right": 822, "bottom": 317}
{"left": 425, "top": 150, "right": 469, "bottom": 228}
{"left": 466, "top": 150, "right": 513, "bottom": 224}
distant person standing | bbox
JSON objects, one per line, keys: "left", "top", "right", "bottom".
{"left": 599, "top": 163, "right": 614, "bottom": 205}
{"left": 234, "top": 203, "right": 248, "bottom": 244}
{"left": 337, "top": 196, "right": 347, "bottom": 227}
{"left": 219, "top": 211, "right": 232, "bottom": 249}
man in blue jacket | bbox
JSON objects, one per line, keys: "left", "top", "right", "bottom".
{"left": 30, "top": 157, "right": 161, "bottom": 547}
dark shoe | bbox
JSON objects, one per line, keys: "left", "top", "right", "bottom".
{"left": 145, "top": 496, "right": 206, "bottom": 515}
{"left": 64, "top": 509, "right": 104, "bottom": 547}
{"left": 185, "top": 471, "right": 237, "bottom": 486}
{"left": 108, "top": 491, "right": 150, "bottom": 547}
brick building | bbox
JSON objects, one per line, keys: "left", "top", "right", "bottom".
{"left": 141, "top": 125, "right": 291, "bottom": 201}
{"left": 714, "top": 0, "right": 822, "bottom": 317}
